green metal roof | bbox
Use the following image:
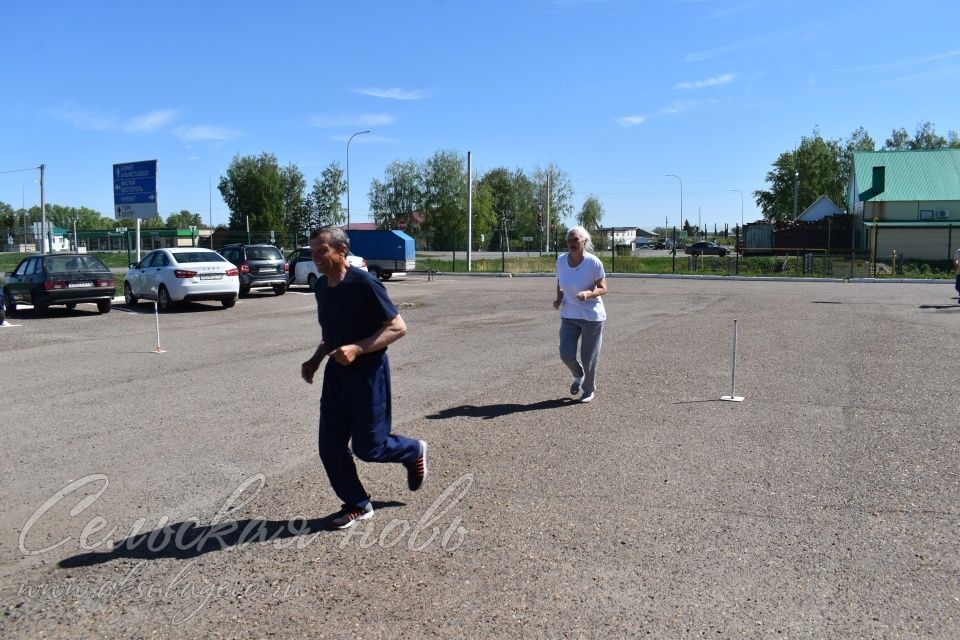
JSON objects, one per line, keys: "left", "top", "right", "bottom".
{"left": 853, "top": 149, "right": 960, "bottom": 201}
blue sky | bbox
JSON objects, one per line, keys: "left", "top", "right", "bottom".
{"left": 3, "top": 0, "right": 959, "bottom": 232}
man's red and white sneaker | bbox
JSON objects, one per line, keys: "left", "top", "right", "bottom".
{"left": 331, "top": 503, "right": 374, "bottom": 529}
{"left": 406, "top": 440, "right": 428, "bottom": 491}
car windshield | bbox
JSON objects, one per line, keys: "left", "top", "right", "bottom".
{"left": 174, "top": 251, "right": 227, "bottom": 264}
{"left": 44, "top": 255, "right": 107, "bottom": 272}
{"left": 246, "top": 247, "right": 282, "bottom": 260}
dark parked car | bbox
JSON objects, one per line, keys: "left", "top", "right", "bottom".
{"left": 684, "top": 241, "right": 728, "bottom": 257}
{"left": 2, "top": 253, "right": 115, "bottom": 314}
{"left": 219, "top": 244, "right": 288, "bottom": 296}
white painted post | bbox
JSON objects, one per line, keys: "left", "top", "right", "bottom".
{"left": 720, "top": 319, "right": 744, "bottom": 402}
{"left": 153, "top": 301, "right": 166, "bottom": 354}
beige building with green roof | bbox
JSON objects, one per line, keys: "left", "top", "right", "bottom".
{"left": 849, "top": 149, "right": 960, "bottom": 261}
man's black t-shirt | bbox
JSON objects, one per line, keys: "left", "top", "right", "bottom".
{"left": 314, "top": 266, "right": 398, "bottom": 354}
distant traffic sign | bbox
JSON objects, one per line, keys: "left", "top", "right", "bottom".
{"left": 113, "top": 160, "right": 158, "bottom": 219}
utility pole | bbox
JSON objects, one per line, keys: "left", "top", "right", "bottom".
{"left": 40, "top": 164, "right": 47, "bottom": 253}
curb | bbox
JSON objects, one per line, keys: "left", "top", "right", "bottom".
{"left": 428, "top": 271, "right": 954, "bottom": 285}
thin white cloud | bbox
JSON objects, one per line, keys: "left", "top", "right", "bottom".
{"left": 675, "top": 72, "right": 736, "bottom": 90}
{"left": 617, "top": 115, "right": 647, "bottom": 127}
{"left": 50, "top": 104, "right": 179, "bottom": 134}
{"left": 125, "top": 109, "right": 179, "bottom": 133}
{"left": 354, "top": 87, "right": 426, "bottom": 101}
{"left": 838, "top": 48, "right": 960, "bottom": 74}
{"left": 309, "top": 114, "right": 395, "bottom": 128}
{"left": 173, "top": 125, "right": 241, "bottom": 142}
{"left": 685, "top": 32, "right": 791, "bottom": 62}
{"left": 50, "top": 105, "right": 121, "bottom": 131}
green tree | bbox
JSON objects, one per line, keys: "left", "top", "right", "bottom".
{"left": 165, "top": 210, "right": 204, "bottom": 229}
{"left": 577, "top": 195, "right": 604, "bottom": 231}
{"left": 754, "top": 129, "right": 846, "bottom": 222}
{"left": 281, "top": 163, "right": 307, "bottom": 236}
{"left": 469, "top": 181, "right": 498, "bottom": 251}
{"left": 533, "top": 164, "right": 575, "bottom": 242}
{"left": 477, "top": 167, "right": 534, "bottom": 251}
{"left": 42, "top": 204, "right": 113, "bottom": 230}
{"left": 884, "top": 121, "right": 951, "bottom": 150}
{"left": 368, "top": 160, "right": 424, "bottom": 231}
{"left": 307, "top": 162, "right": 347, "bottom": 231}
{"left": 219, "top": 153, "right": 286, "bottom": 232}
{"left": 422, "top": 150, "right": 468, "bottom": 250}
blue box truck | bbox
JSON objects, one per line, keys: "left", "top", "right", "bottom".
{"left": 345, "top": 229, "right": 416, "bottom": 281}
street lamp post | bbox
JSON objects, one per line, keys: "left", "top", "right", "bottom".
{"left": 21, "top": 179, "right": 37, "bottom": 248}
{"left": 730, "top": 189, "right": 744, "bottom": 231}
{"left": 793, "top": 171, "right": 799, "bottom": 220}
{"left": 666, "top": 174, "right": 683, "bottom": 237}
{"left": 346, "top": 130, "right": 371, "bottom": 230}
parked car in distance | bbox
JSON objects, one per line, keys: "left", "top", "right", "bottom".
{"left": 684, "top": 241, "right": 728, "bottom": 257}
{"left": 288, "top": 246, "right": 368, "bottom": 290}
{"left": 219, "top": 244, "right": 288, "bottom": 296}
{"left": 654, "top": 238, "right": 673, "bottom": 250}
{"left": 2, "top": 253, "right": 115, "bottom": 314}
{"left": 124, "top": 248, "right": 239, "bottom": 312}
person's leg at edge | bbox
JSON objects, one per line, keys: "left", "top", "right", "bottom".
{"left": 955, "top": 273, "right": 960, "bottom": 302}
{"left": 349, "top": 354, "right": 420, "bottom": 466}
{"left": 579, "top": 320, "right": 604, "bottom": 396}
{"left": 559, "top": 317, "right": 584, "bottom": 383}
{"left": 318, "top": 363, "right": 370, "bottom": 509}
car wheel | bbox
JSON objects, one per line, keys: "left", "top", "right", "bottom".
{"left": 124, "top": 282, "right": 139, "bottom": 305}
{"left": 3, "top": 289, "right": 16, "bottom": 313}
{"left": 719, "top": 250, "right": 727, "bottom": 257}
{"left": 97, "top": 300, "right": 111, "bottom": 314}
{"left": 157, "top": 286, "right": 174, "bottom": 313}
{"left": 379, "top": 271, "right": 392, "bottom": 282}
{"left": 307, "top": 274, "right": 317, "bottom": 291}
{"left": 66, "top": 303, "right": 77, "bottom": 310}
{"left": 273, "top": 284, "right": 286, "bottom": 296}
{"left": 221, "top": 297, "right": 236, "bottom": 309}
{"left": 239, "top": 285, "right": 251, "bottom": 296}
{"left": 368, "top": 266, "right": 382, "bottom": 280}
{"left": 31, "top": 293, "right": 47, "bottom": 315}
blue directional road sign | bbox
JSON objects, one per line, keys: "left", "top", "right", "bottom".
{"left": 113, "top": 160, "right": 158, "bottom": 219}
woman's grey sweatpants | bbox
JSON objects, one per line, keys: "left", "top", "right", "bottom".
{"left": 559, "top": 317, "right": 604, "bottom": 394}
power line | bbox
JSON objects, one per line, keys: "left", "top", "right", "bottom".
{"left": 0, "top": 166, "right": 40, "bottom": 175}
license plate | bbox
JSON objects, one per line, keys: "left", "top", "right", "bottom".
{"left": 200, "top": 274, "right": 223, "bottom": 280}
{"left": 258, "top": 267, "right": 277, "bottom": 274}
{"left": 68, "top": 282, "right": 93, "bottom": 288}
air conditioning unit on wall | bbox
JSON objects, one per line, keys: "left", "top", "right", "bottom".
{"left": 937, "top": 210, "right": 949, "bottom": 219}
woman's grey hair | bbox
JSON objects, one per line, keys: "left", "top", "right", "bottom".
{"left": 567, "top": 225, "right": 594, "bottom": 253}
{"left": 310, "top": 225, "right": 350, "bottom": 250}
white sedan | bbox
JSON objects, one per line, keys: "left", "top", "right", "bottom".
{"left": 123, "top": 248, "right": 240, "bottom": 311}
{"left": 289, "top": 246, "right": 367, "bottom": 290}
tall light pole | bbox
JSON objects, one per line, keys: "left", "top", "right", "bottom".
{"left": 346, "top": 130, "right": 371, "bottom": 230}
{"left": 22, "top": 179, "right": 37, "bottom": 247}
{"left": 666, "top": 174, "right": 683, "bottom": 237}
{"left": 730, "top": 189, "right": 744, "bottom": 230}
{"left": 792, "top": 171, "right": 799, "bottom": 220}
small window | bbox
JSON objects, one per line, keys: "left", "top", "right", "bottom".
{"left": 14, "top": 260, "right": 30, "bottom": 276}
{"left": 919, "top": 210, "right": 934, "bottom": 220}
{"left": 155, "top": 252, "right": 170, "bottom": 267}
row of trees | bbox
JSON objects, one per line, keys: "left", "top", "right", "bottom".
{"left": 0, "top": 202, "right": 207, "bottom": 238}
{"left": 217, "top": 150, "right": 592, "bottom": 251}
{"left": 754, "top": 121, "right": 960, "bottom": 222}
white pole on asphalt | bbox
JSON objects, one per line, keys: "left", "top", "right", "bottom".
{"left": 720, "top": 319, "right": 744, "bottom": 402}
{"left": 152, "top": 301, "right": 166, "bottom": 354}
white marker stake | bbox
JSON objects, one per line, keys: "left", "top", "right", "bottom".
{"left": 152, "top": 301, "right": 166, "bottom": 354}
{"left": 720, "top": 319, "right": 744, "bottom": 402}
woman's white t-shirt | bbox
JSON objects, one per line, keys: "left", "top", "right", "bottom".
{"left": 556, "top": 252, "right": 606, "bottom": 321}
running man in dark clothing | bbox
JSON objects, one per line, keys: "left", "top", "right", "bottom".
{"left": 300, "top": 226, "right": 428, "bottom": 529}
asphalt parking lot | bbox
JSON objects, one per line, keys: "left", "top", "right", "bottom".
{"left": 2, "top": 275, "right": 959, "bottom": 638}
